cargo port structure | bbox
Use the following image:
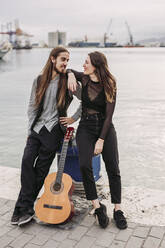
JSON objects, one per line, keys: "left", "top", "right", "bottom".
{"left": 48, "top": 31, "right": 66, "bottom": 48}
{"left": 0, "top": 20, "right": 33, "bottom": 49}
{"left": 68, "top": 19, "right": 143, "bottom": 48}
{"left": 68, "top": 19, "right": 119, "bottom": 48}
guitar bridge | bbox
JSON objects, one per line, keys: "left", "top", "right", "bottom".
{"left": 43, "top": 204, "right": 63, "bottom": 210}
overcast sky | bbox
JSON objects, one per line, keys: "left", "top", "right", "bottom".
{"left": 0, "top": 0, "right": 165, "bottom": 44}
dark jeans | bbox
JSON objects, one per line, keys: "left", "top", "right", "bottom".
{"left": 76, "top": 115, "right": 121, "bottom": 203}
{"left": 14, "top": 124, "right": 63, "bottom": 214}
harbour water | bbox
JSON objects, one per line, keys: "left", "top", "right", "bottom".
{"left": 0, "top": 47, "right": 165, "bottom": 191}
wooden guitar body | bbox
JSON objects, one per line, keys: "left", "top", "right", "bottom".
{"left": 35, "top": 172, "right": 74, "bottom": 224}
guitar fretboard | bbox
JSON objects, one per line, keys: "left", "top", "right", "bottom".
{"left": 54, "top": 140, "right": 69, "bottom": 186}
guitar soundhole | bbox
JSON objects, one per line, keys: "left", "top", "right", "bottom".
{"left": 54, "top": 183, "right": 61, "bottom": 191}
{"left": 50, "top": 182, "right": 64, "bottom": 194}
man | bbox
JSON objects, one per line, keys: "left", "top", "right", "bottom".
{"left": 11, "top": 47, "right": 81, "bottom": 226}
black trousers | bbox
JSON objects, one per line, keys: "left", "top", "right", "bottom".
{"left": 76, "top": 115, "right": 121, "bottom": 203}
{"left": 14, "top": 124, "right": 63, "bottom": 213}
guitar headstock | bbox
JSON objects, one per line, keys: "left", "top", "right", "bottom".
{"left": 64, "top": 127, "right": 74, "bottom": 141}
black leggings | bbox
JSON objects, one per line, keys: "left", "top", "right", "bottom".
{"left": 76, "top": 116, "right": 121, "bottom": 203}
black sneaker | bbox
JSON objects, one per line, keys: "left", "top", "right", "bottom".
{"left": 18, "top": 213, "right": 35, "bottom": 226}
{"left": 11, "top": 208, "right": 21, "bottom": 225}
{"left": 94, "top": 203, "right": 109, "bottom": 228}
{"left": 113, "top": 209, "right": 127, "bottom": 229}
{"left": 11, "top": 213, "right": 20, "bottom": 225}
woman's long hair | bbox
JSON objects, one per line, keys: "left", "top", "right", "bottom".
{"left": 89, "top": 51, "right": 116, "bottom": 103}
{"left": 35, "top": 46, "right": 69, "bottom": 108}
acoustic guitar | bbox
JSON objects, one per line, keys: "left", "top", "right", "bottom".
{"left": 35, "top": 127, "right": 75, "bottom": 224}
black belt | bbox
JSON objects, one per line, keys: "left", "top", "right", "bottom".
{"left": 81, "top": 112, "right": 105, "bottom": 120}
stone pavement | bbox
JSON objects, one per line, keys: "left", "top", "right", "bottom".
{"left": 0, "top": 198, "right": 165, "bottom": 248}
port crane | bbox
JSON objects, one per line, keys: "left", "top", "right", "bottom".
{"left": 125, "top": 21, "right": 134, "bottom": 46}
{"left": 0, "top": 22, "right": 15, "bottom": 43}
{"left": 0, "top": 20, "right": 33, "bottom": 47}
{"left": 103, "top": 18, "right": 113, "bottom": 45}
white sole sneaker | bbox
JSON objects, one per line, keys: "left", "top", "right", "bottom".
{"left": 18, "top": 214, "right": 35, "bottom": 226}
{"left": 11, "top": 220, "right": 19, "bottom": 225}
{"left": 11, "top": 215, "right": 20, "bottom": 225}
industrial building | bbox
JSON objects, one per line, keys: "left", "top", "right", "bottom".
{"left": 48, "top": 31, "right": 66, "bottom": 48}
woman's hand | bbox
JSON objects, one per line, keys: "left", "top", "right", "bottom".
{"left": 68, "top": 73, "right": 77, "bottom": 92}
{"left": 94, "top": 138, "right": 104, "bottom": 155}
{"left": 60, "top": 117, "right": 75, "bottom": 126}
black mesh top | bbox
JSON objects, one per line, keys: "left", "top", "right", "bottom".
{"left": 70, "top": 69, "right": 116, "bottom": 140}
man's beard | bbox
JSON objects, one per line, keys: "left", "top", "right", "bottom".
{"left": 53, "top": 63, "right": 65, "bottom": 74}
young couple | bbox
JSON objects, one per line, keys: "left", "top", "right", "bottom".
{"left": 11, "top": 46, "right": 127, "bottom": 230}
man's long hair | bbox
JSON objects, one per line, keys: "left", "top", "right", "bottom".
{"left": 35, "top": 47, "right": 69, "bottom": 109}
{"left": 88, "top": 51, "right": 116, "bottom": 103}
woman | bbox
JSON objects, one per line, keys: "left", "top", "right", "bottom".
{"left": 61, "top": 51, "right": 127, "bottom": 229}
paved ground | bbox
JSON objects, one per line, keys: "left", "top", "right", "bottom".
{"left": 0, "top": 198, "right": 165, "bottom": 248}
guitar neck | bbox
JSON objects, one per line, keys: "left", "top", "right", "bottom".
{"left": 55, "top": 140, "right": 69, "bottom": 185}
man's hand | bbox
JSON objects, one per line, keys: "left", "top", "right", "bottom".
{"left": 94, "top": 138, "right": 104, "bottom": 155}
{"left": 68, "top": 73, "right": 77, "bottom": 92}
{"left": 60, "top": 117, "right": 75, "bottom": 126}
